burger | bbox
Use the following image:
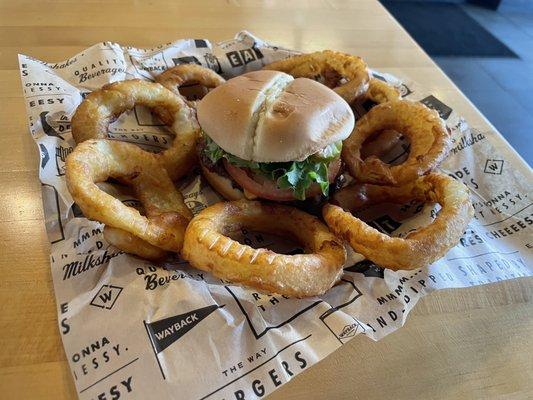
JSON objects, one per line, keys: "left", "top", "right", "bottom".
{"left": 196, "top": 70, "right": 355, "bottom": 201}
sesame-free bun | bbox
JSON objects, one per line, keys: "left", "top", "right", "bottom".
{"left": 197, "top": 70, "right": 355, "bottom": 162}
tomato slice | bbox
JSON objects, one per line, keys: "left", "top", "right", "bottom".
{"left": 223, "top": 158, "right": 341, "bottom": 201}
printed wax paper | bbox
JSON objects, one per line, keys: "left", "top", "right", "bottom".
{"left": 18, "top": 31, "right": 533, "bottom": 400}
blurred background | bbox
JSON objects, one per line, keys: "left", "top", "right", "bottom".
{"left": 379, "top": 0, "right": 533, "bottom": 165}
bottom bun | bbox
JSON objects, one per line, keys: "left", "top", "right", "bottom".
{"left": 200, "top": 163, "right": 245, "bottom": 201}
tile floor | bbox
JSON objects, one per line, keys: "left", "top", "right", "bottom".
{"left": 432, "top": 4, "right": 533, "bottom": 165}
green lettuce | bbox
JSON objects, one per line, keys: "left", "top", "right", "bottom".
{"left": 203, "top": 135, "right": 341, "bottom": 200}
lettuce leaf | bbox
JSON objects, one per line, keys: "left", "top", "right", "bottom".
{"left": 203, "top": 135, "right": 341, "bottom": 200}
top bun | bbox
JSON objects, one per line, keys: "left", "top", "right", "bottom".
{"left": 196, "top": 70, "right": 355, "bottom": 162}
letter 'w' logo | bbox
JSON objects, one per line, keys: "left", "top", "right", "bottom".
{"left": 99, "top": 291, "right": 113, "bottom": 302}
{"left": 483, "top": 159, "right": 504, "bottom": 175}
{"left": 90, "top": 284, "right": 123, "bottom": 310}
{"left": 144, "top": 304, "right": 223, "bottom": 379}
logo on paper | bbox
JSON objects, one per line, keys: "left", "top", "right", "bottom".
{"left": 318, "top": 280, "right": 365, "bottom": 344}
{"left": 338, "top": 322, "right": 363, "bottom": 339}
{"left": 145, "top": 305, "right": 221, "bottom": 353}
{"left": 90, "top": 284, "right": 123, "bottom": 310}
{"left": 39, "top": 144, "right": 49, "bottom": 169}
{"left": 185, "top": 199, "right": 207, "bottom": 215}
{"left": 144, "top": 304, "right": 223, "bottom": 379}
{"left": 483, "top": 159, "right": 504, "bottom": 175}
{"left": 226, "top": 47, "right": 264, "bottom": 68}
{"left": 172, "top": 56, "right": 201, "bottom": 66}
{"left": 345, "top": 260, "right": 385, "bottom": 278}
{"left": 40, "top": 111, "right": 65, "bottom": 140}
{"left": 55, "top": 145, "right": 73, "bottom": 176}
{"left": 194, "top": 39, "right": 208, "bottom": 48}
{"left": 204, "top": 53, "right": 222, "bottom": 74}
{"left": 399, "top": 84, "right": 413, "bottom": 97}
{"left": 419, "top": 95, "right": 453, "bottom": 120}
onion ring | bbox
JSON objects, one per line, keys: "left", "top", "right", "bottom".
{"left": 71, "top": 79, "right": 199, "bottom": 181}
{"left": 263, "top": 50, "right": 370, "bottom": 103}
{"left": 103, "top": 226, "right": 167, "bottom": 261}
{"left": 360, "top": 129, "right": 404, "bottom": 161}
{"left": 342, "top": 100, "right": 450, "bottom": 185}
{"left": 362, "top": 79, "right": 400, "bottom": 104}
{"left": 156, "top": 64, "right": 225, "bottom": 107}
{"left": 323, "top": 173, "right": 474, "bottom": 270}
{"left": 66, "top": 139, "right": 192, "bottom": 253}
{"left": 182, "top": 200, "right": 347, "bottom": 297}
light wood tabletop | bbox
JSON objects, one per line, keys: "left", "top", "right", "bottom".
{"left": 0, "top": 0, "right": 531, "bottom": 399}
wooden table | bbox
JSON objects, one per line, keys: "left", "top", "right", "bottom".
{"left": 0, "top": 1, "right": 531, "bottom": 398}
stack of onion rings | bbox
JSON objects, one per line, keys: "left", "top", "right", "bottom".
{"left": 182, "top": 200, "right": 346, "bottom": 297}
{"left": 156, "top": 64, "right": 226, "bottom": 107}
{"left": 66, "top": 139, "right": 193, "bottom": 258}
{"left": 70, "top": 79, "right": 201, "bottom": 258}
{"left": 71, "top": 79, "right": 200, "bottom": 182}
{"left": 342, "top": 100, "right": 451, "bottom": 186}
{"left": 263, "top": 50, "right": 370, "bottom": 103}
{"left": 323, "top": 173, "right": 474, "bottom": 270}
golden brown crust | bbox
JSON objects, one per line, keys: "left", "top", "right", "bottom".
{"left": 156, "top": 64, "right": 226, "bottom": 107}
{"left": 66, "top": 139, "right": 192, "bottom": 252}
{"left": 71, "top": 79, "right": 200, "bottom": 181}
{"left": 342, "top": 100, "right": 451, "bottom": 185}
{"left": 103, "top": 226, "right": 167, "bottom": 261}
{"left": 362, "top": 79, "right": 400, "bottom": 104}
{"left": 182, "top": 200, "right": 347, "bottom": 297}
{"left": 263, "top": 50, "right": 370, "bottom": 103}
{"left": 323, "top": 173, "right": 474, "bottom": 270}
